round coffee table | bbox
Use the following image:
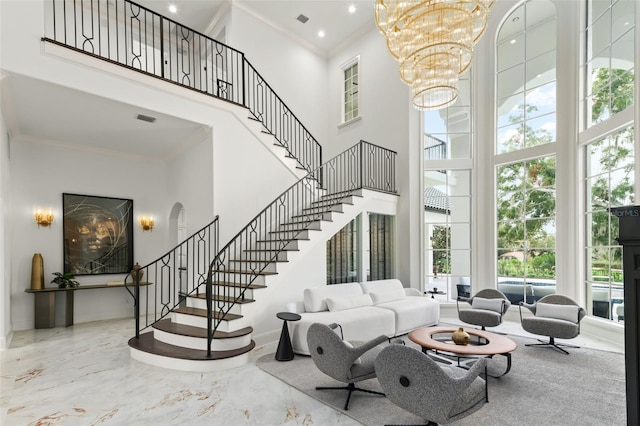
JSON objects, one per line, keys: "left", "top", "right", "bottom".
{"left": 408, "top": 326, "right": 517, "bottom": 377}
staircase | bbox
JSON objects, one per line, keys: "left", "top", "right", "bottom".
{"left": 128, "top": 190, "right": 368, "bottom": 371}
{"left": 42, "top": 0, "right": 398, "bottom": 371}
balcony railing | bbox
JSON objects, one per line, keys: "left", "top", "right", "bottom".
{"left": 44, "top": 0, "right": 321, "bottom": 175}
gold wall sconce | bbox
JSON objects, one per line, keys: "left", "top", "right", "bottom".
{"left": 35, "top": 208, "right": 54, "bottom": 228}
{"left": 140, "top": 216, "right": 154, "bottom": 231}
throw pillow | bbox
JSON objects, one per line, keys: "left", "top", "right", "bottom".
{"left": 370, "top": 288, "right": 406, "bottom": 305}
{"left": 326, "top": 294, "right": 373, "bottom": 312}
{"left": 471, "top": 297, "right": 504, "bottom": 313}
{"left": 343, "top": 341, "right": 362, "bottom": 364}
{"left": 536, "top": 303, "right": 580, "bottom": 323}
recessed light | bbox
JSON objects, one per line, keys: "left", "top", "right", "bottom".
{"left": 168, "top": 4, "right": 177, "bottom": 14}
{"left": 510, "top": 39, "right": 516, "bottom": 44}
{"left": 348, "top": 5, "right": 356, "bottom": 14}
{"left": 318, "top": 30, "right": 325, "bottom": 38}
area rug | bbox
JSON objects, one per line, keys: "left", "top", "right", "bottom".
{"left": 256, "top": 334, "right": 626, "bottom": 426}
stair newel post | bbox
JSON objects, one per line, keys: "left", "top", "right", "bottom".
{"left": 206, "top": 270, "right": 213, "bottom": 357}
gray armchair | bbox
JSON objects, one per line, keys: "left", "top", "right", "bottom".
{"left": 457, "top": 288, "right": 511, "bottom": 331}
{"left": 375, "top": 344, "right": 487, "bottom": 426}
{"left": 519, "top": 294, "right": 585, "bottom": 355}
{"left": 306, "top": 322, "right": 387, "bottom": 410}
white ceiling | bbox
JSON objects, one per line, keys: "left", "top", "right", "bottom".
{"left": 3, "top": 0, "right": 377, "bottom": 161}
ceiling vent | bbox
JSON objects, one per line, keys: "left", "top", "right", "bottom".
{"left": 136, "top": 114, "right": 156, "bottom": 123}
{"left": 296, "top": 14, "right": 309, "bottom": 24}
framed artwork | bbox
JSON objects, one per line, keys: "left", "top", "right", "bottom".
{"left": 63, "top": 193, "right": 134, "bottom": 275}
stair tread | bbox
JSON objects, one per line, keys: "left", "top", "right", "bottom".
{"left": 193, "top": 293, "right": 255, "bottom": 304}
{"left": 257, "top": 237, "right": 310, "bottom": 243}
{"left": 174, "top": 306, "right": 243, "bottom": 321}
{"left": 243, "top": 248, "right": 300, "bottom": 252}
{"left": 153, "top": 319, "right": 253, "bottom": 339}
{"left": 230, "top": 258, "right": 288, "bottom": 264}
{"left": 128, "top": 332, "right": 256, "bottom": 361}
{"left": 210, "top": 281, "right": 267, "bottom": 289}
{"left": 214, "top": 269, "right": 278, "bottom": 275}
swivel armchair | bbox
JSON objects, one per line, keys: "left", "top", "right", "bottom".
{"left": 519, "top": 294, "right": 585, "bottom": 355}
{"left": 457, "top": 288, "right": 511, "bottom": 331}
{"left": 375, "top": 344, "right": 487, "bottom": 425}
{"left": 306, "top": 322, "right": 387, "bottom": 410}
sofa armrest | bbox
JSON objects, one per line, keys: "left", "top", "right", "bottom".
{"left": 286, "top": 301, "right": 306, "bottom": 313}
{"left": 404, "top": 288, "right": 422, "bottom": 297}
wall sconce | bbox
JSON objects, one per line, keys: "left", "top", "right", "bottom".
{"left": 140, "top": 216, "right": 154, "bottom": 231}
{"left": 35, "top": 208, "right": 54, "bottom": 228}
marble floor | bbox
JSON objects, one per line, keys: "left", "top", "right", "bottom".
{"left": 0, "top": 315, "right": 623, "bottom": 426}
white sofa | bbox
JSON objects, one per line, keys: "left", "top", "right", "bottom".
{"left": 288, "top": 279, "right": 440, "bottom": 355}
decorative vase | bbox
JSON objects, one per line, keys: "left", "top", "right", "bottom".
{"left": 30, "top": 253, "right": 44, "bottom": 290}
{"left": 452, "top": 327, "right": 470, "bottom": 346}
{"left": 130, "top": 262, "right": 144, "bottom": 283}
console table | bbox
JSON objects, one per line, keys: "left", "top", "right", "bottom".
{"left": 25, "top": 282, "right": 152, "bottom": 329}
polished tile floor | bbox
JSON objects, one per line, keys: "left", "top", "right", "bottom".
{"left": 0, "top": 315, "right": 623, "bottom": 426}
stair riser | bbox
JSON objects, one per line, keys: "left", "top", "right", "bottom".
{"left": 242, "top": 251, "right": 289, "bottom": 262}
{"left": 311, "top": 195, "right": 354, "bottom": 207}
{"left": 292, "top": 212, "right": 334, "bottom": 222}
{"left": 211, "top": 274, "right": 268, "bottom": 285}
{"left": 172, "top": 312, "right": 251, "bottom": 333}
{"left": 130, "top": 347, "right": 251, "bottom": 372}
{"left": 187, "top": 297, "right": 245, "bottom": 315}
{"left": 227, "top": 261, "right": 278, "bottom": 273}
{"left": 278, "top": 221, "right": 322, "bottom": 231}
{"left": 255, "top": 240, "right": 300, "bottom": 250}
{"left": 302, "top": 204, "right": 344, "bottom": 214}
{"left": 268, "top": 229, "right": 311, "bottom": 239}
{"left": 211, "top": 287, "right": 258, "bottom": 299}
{"left": 153, "top": 329, "right": 252, "bottom": 351}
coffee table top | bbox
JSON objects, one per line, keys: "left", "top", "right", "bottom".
{"left": 408, "top": 326, "right": 517, "bottom": 356}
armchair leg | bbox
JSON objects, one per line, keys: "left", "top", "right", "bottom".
{"left": 525, "top": 337, "right": 580, "bottom": 355}
{"left": 315, "top": 382, "right": 385, "bottom": 410}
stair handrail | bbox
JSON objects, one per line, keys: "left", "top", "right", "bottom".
{"left": 204, "top": 140, "right": 397, "bottom": 355}
{"left": 125, "top": 216, "right": 220, "bottom": 338}
{"left": 44, "top": 0, "right": 322, "bottom": 174}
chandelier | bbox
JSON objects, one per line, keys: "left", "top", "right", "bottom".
{"left": 375, "top": 0, "right": 494, "bottom": 110}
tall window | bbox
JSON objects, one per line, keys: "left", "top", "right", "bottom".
{"left": 495, "top": 1, "right": 557, "bottom": 304}
{"left": 342, "top": 57, "right": 359, "bottom": 123}
{"left": 327, "top": 216, "right": 360, "bottom": 284}
{"left": 496, "top": 1, "right": 556, "bottom": 154}
{"left": 584, "top": 128, "right": 634, "bottom": 319}
{"left": 582, "top": 0, "right": 635, "bottom": 128}
{"left": 369, "top": 213, "right": 394, "bottom": 281}
{"left": 423, "top": 71, "right": 472, "bottom": 300}
{"left": 582, "top": 0, "right": 635, "bottom": 322}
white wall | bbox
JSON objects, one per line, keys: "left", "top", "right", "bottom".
{"left": 326, "top": 28, "right": 421, "bottom": 290}
{"left": 0, "top": 88, "right": 12, "bottom": 348}
{"left": 9, "top": 138, "right": 172, "bottom": 330}
{"left": 226, "top": 4, "right": 329, "bottom": 147}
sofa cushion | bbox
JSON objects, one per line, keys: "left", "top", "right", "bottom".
{"left": 471, "top": 297, "right": 504, "bottom": 313}
{"left": 326, "top": 294, "right": 373, "bottom": 312}
{"left": 370, "top": 288, "right": 406, "bottom": 305}
{"left": 303, "top": 282, "right": 363, "bottom": 313}
{"left": 375, "top": 297, "right": 440, "bottom": 335}
{"left": 536, "top": 303, "right": 580, "bottom": 323}
{"left": 359, "top": 279, "right": 404, "bottom": 294}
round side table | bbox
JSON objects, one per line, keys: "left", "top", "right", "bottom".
{"left": 275, "top": 312, "right": 301, "bottom": 361}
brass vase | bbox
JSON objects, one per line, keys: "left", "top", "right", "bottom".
{"left": 452, "top": 327, "right": 470, "bottom": 346}
{"left": 130, "top": 262, "right": 144, "bottom": 283}
{"left": 30, "top": 253, "right": 44, "bottom": 290}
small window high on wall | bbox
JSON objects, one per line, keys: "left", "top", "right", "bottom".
{"left": 341, "top": 57, "right": 359, "bottom": 124}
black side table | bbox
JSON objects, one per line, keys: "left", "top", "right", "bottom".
{"left": 275, "top": 312, "right": 301, "bottom": 361}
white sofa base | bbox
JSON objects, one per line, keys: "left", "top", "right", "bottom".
{"left": 289, "top": 279, "right": 440, "bottom": 355}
